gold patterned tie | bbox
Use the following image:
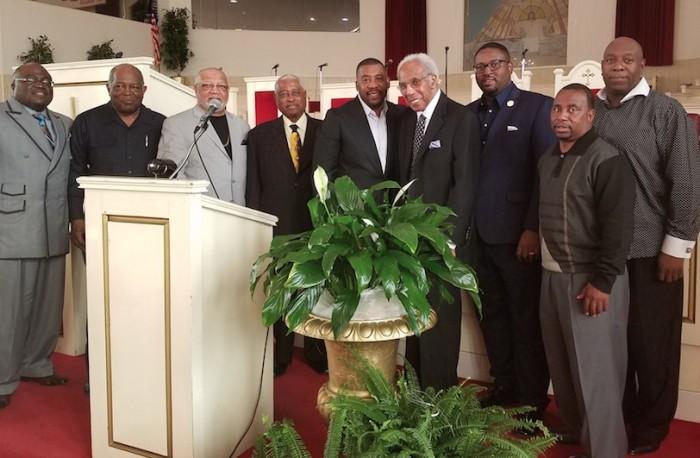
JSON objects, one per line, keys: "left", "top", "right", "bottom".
{"left": 290, "top": 124, "right": 301, "bottom": 173}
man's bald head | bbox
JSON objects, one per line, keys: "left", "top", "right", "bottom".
{"left": 601, "top": 36, "right": 646, "bottom": 107}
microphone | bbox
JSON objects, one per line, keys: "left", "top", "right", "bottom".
{"left": 194, "top": 98, "right": 223, "bottom": 134}
{"left": 384, "top": 59, "right": 393, "bottom": 68}
{"left": 318, "top": 63, "right": 328, "bottom": 70}
{"left": 522, "top": 48, "right": 529, "bottom": 58}
{"left": 272, "top": 63, "right": 279, "bottom": 70}
{"left": 445, "top": 46, "right": 450, "bottom": 52}
{"left": 147, "top": 158, "right": 177, "bottom": 177}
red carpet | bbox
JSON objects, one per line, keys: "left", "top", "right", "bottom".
{"left": 1, "top": 352, "right": 699, "bottom": 457}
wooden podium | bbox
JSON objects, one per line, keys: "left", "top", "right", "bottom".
{"left": 78, "top": 177, "right": 277, "bottom": 458}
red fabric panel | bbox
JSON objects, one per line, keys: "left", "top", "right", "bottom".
{"left": 254, "top": 90, "right": 278, "bottom": 126}
{"left": 591, "top": 89, "right": 600, "bottom": 97}
{"left": 398, "top": 96, "right": 409, "bottom": 106}
{"left": 385, "top": 0, "right": 427, "bottom": 80}
{"left": 331, "top": 98, "right": 354, "bottom": 108}
{"left": 308, "top": 101, "right": 320, "bottom": 112}
{"left": 615, "top": 0, "right": 674, "bottom": 65}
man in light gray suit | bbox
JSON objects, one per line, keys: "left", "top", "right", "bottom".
{"left": 157, "top": 67, "right": 249, "bottom": 204}
{"left": 0, "top": 63, "right": 73, "bottom": 409}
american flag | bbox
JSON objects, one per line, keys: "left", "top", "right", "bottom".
{"left": 146, "top": 0, "right": 160, "bottom": 69}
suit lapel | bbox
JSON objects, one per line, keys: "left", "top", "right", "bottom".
{"left": 272, "top": 117, "right": 295, "bottom": 172}
{"left": 347, "top": 98, "right": 383, "bottom": 173}
{"left": 414, "top": 92, "right": 447, "bottom": 165}
{"left": 4, "top": 100, "right": 54, "bottom": 161}
{"left": 46, "top": 110, "right": 68, "bottom": 174}
{"left": 298, "top": 115, "right": 317, "bottom": 174}
{"left": 485, "top": 86, "right": 520, "bottom": 147}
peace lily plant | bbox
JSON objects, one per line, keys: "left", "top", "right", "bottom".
{"left": 250, "top": 167, "right": 481, "bottom": 339}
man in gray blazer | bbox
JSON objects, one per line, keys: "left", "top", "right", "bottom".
{"left": 0, "top": 63, "right": 73, "bottom": 409}
{"left": 157, "top": 67, "right": 249, "bottom": 205}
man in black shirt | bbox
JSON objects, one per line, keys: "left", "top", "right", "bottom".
{"left": 68, "top": 63, "right": 165, "bottom": 393}
{"left": 69, "top": 63, "right": 166, "bottom": 250}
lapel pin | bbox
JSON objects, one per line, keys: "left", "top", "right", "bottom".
{"left": 506, "top": 100, "right": 515, "bottom": 107}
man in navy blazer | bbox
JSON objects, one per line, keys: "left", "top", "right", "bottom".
{"left": 313, "top": 57, "right": 406, "bottom": 188}
{"left": 397, "top": 53, "right": 480, "bottom": 391}
{"left": 466, "top": 42, "right": 555, "bottom": 421}
{"left": 246, "top": 75, "right": 326, "bottom": 377}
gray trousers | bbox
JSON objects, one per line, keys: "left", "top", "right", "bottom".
{"left": 540, "top": 270, "right": 629, "bottom": 458}
{"left": 0, "top": 256, "right": 66, "bottom": 395}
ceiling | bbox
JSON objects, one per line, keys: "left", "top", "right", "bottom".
{"left": 192, "top": 0, "right": 360, "bottom": 32}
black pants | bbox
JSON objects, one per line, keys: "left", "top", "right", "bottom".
{"left": 405, "top": 284, "right": 462, "bottom": 392}
{"left": 625, "top": 257, "right": 684, "bottom": 442}
{"left": 273, "top": 319, "right": 326, "bottom": 367}
{"left": 476, "top": 242, "right": 550, "bottom": 410}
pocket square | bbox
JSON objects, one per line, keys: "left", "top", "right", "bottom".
{"left": 429, "top": 140, "right": 441, "bottom": 149}
{"left": 507, "top": 125, "right": 519, "bottom": 132}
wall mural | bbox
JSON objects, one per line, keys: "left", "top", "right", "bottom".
{"left": 464, "top": 0, "right": 568, "bottom": 71}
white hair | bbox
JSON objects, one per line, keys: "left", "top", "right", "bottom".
{"left": 397, "top": 53, "right": 439, "bottom": 77}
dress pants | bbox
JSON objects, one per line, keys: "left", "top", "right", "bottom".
{"left": 624, "top": 257, "right": 684, "bottom": 443}
{"left": 405, "top": 284, "right": 461, "bottom": 391}
{"left": 0, "top": 256, "right": 66, "bottom": 395}
{"left": 274, "top": 319, "right": 326, "bottom": 367}
{"left": 476, "top": 242, "right": 550, "bottom": 409}
{"left": 540, "top": 270, "right": 629, "bottom": 458}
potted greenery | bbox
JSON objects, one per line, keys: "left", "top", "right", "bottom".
{"left": 86, "top": 39, "right": 117, "bottom": 60}
{"left": 18, "top": 35, "right": 54, "bottom": 64}
{"left": 160, "top": 7, "right": 194, "bottom": 76}
{"left": 250, "top": 167, "right": 481, "bottom": 339}
{"left": 253, "top": 359, "right": 557, "bottom": 457}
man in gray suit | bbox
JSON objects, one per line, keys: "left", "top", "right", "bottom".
{"left": 157, "top": 67, "right": 249, "bottom": 204}
{"left": 0, "top": 63, "right": 73, "bottom": 409}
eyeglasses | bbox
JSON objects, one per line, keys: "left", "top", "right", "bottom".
{"left": 473, "top": 59, "right": 509, "bottom": 74}
{"left": 15, "top": 76, "right": 54, "bottom": 87}
{"left": 398, "top": 74, "right": 433, "bottom": 92}
{"left": 198, "top": 83, "right": 229, "bottom": 91}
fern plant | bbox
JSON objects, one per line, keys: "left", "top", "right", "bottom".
{"left": 87, "top": 39, "right": 117, "bottom": 60}
{"left": 323, "top": 356, "right": 556, "bottom": 458}
{"left": 160, "top": 7, "right": 194, "bottom": 75}
{"left": 252, "top": 416, "right": 310, "bottom": 458}
{"left": 255, "top": 355, "right": 557, "bottom": 457}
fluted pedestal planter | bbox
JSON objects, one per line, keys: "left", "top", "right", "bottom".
{"left": 294, "top": 308, "right": 436, "bottom": 423}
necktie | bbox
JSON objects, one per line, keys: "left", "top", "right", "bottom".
{"left": 290, "top": 124, "right": 301, "bottom": 173}
{"left": 33, "top": 113, "right": 55, "bottom": 149}
{"left": 410, "top": 114, "right": 426, "bottom": 177}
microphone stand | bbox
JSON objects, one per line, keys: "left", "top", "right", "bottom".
{"left": 444, "top": 46, "right": 450, "bottom": 96}
{"left": 169, "top": 127, "right": 207, "bottom": 179}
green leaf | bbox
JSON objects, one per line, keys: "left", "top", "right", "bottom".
{"left": 322, "top": 242, "right": 350, "bottom": 276}
{"left": 384, "top": 222, "right": 418, "bottom": 253}
{"left": 331, "top": 290, "right": 360, "bottom": 338}
{"left": 285, "top": 261, "right": 326, "bottom": 288}
{"left": 309, "top": 224, "right": 335, "bottom": 246}
{"left": 286, "top": 284, "right": 324, "bottom": 332}
{"left": 348, "top": 251, "right": 373, "bottom": 291}
{"left": 387, "top": 250, "right": 428, "bottom": 293}
{"left": 334, "top": 176, "right": 363, "bottom": 212}
{"left": 261, "top": 276, "right": 292, "bottom": 327}
{"left": 374, "top": 256, "right": 400, "bottom": 299}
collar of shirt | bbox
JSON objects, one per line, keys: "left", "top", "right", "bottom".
{"left": 552, "top": 128, "right": 599, "bottom": 157}
{"left": 357, "top": 96, "right": 388, "bottom": 120}
{"left": 416, "top": 90, "right": 442, "bottom": 128}
{"left": 480, "top": 82, "right": 515, "bottom": 110}
{"left": 20, "top": 101, "right": 56, "bottom": 139}
{"left": 283, "top": 113, "right": 308, "bottom": 143}
{"left": 597, "top": 77, "right": 650, "bottom": 106}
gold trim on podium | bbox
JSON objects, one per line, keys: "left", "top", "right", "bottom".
{"left": 102, "top": 214, "right": 173, "bottom": 458}
{"left": 685, "top": 248, "right": 697, "bottom": 324}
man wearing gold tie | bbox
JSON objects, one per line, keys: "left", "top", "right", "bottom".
{"left": 245, "top": 75, "right": 327, "bottom": 377}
